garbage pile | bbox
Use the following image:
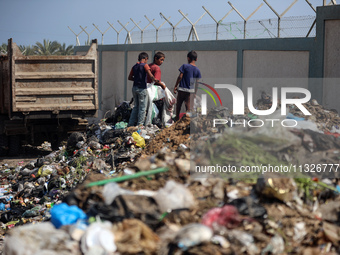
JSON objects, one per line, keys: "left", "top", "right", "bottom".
{"left": 250, "top": 95, "right": 340, "bottom": 134}
{"left": 0, "top": 97, "right": 340, "bottom": 255}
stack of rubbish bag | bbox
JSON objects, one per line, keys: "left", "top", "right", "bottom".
{"left": 145, "top": 83, "right": 176, "bottom": 128}
{"left": 1, "top": 96, "right": 340, "bottom": 254}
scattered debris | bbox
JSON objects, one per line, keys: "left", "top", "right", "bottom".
{"left": 0, "top": 96, "right": 340, "bottom": 254}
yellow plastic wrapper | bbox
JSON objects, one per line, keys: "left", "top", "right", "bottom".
{"left": 132, "top": 132, "right": 145, "bottom": 148}
{"left": 38, "top": 165, "right": 53, "bottom": 177}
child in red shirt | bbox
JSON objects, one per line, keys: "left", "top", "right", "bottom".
{"left": 147, "top": 51, "right": 166, "bottom": 90}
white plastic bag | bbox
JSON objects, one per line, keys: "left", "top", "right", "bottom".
{"left": 147, "top": 82, "right": 165, "bottom": 101}
{"left": 154, "top": 180, "right": 196, "bottom": 212}
{"left": 151, "top": 103, "right": 159, "bottom": 120}
{"left": 145, "top": 83, "right": 165, "bottom": 125}
{"left": 162, "top": 87, "right": 176, "bottom": 127}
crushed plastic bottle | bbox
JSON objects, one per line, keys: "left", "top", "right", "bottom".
{"left": 174, "top": 223, "right": 213, "bottom": 251}
{"left": 80, "top": 221, "right": 116, "bottom": 254}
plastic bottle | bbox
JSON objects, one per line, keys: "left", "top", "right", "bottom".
{"left": 174, "top": 223, "right": 213, "bottom": 251}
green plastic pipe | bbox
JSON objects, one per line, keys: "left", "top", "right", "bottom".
{"left": 85, "top": 167, "right": 169, "bottom": 187}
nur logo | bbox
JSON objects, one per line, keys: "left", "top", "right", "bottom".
{"left": 197, "top": 82, "right": 223, "bottom": 115}
{"left": 199, "top": 84, "right": 312, "bottom": 116}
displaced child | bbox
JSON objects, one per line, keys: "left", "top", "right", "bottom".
{"left": 145, "top": 52, "right": 167, "bottom": 126}
{"left": 128, "top": 52, "right": 158, "bottom": 127}
{"left": 147, "top": 51, "right": 166, "bottom": 90}
{"left": 173, "top": 50, "right": 201, "bottom": 121}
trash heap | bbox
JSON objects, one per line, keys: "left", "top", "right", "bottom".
{"left": 1, "top": 97, "right": 340, "bottom": 255}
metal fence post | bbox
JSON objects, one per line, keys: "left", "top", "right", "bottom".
{"left": 178, "top": 10, "right": 207, "bottom": 41}
{"left": 118, "top": 20, "right": 139, "bottom": 44}
{"left": 145, "top": 15, "right": 167, "bottom": 43}
{"left": 228, "top": 1, "right": 263, "bottom": 39}
{"left": 263, "top": 0, "right": 297, "bottom": 38}
{"left": 130, "top": 18, "right": 149, "bottom": 43}
{"left": 305, "top": 0, "right": 317, "bottom": 37}
{"left": 305, "top": 0, "right": 336, "bottom": 37}
{"left": 107, "top": 21, "right": 125, "bottom": 44}
{"left": 93, "top": 24, "right": 110, "bottom": 45}
{"left": 80, "top": 25, "right": 95, "bottom": 45}
{"left": 68, "top": 26, "right": 84, "bottom": 46}
{"left": 160, "top": 13, "right": 187, "bottom": 42}
{"left": 202, "top": 6, "right": 234, "bottom": 40}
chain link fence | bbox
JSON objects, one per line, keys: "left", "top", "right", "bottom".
{"left": 130, "top": 15, "right": 316, "bottom": 43}
{"left": 70, "top": 0, "right": 338, "bottom": 45}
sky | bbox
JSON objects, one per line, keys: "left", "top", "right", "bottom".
{"left": 0, "top": 0, "right": 326, "bottom": 47}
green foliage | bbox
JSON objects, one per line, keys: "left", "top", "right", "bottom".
{"left": 74, "top": 155, "right": 88, "bottom": 170}
{"left": 0, "top": 43, "right": 7, "bottom": 54}
{"left": 57, "top": 43, "right": 74, "bottom": 55}
{"left": 1, "top": 39, "right": 74, "bottom": 56}
{"left": 19, "top": 45, "right": 36, "bottom": 56}
{"left": 295, "top": 177, "right": 338, "bottom": 201}
{"left": 34, "top": 39, "right": 61, "bottom": 55}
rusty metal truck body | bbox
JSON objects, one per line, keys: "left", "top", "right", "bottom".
{"left": 0, "top": 39, "right": 98, "bottom": 155}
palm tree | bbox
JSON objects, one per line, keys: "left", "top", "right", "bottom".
{"left": 34, "top": 39, "right": 60, "bottom": 55}
{"left": 0, "top": 43, "right": 7, "bottom": 55}
{"left": 25, "top": 45, "right": 36, "bottom": 56}
{"left": 19, "top": 45, "right": 36, "bottom": 56}
{"left": 18, "top": 45, "right": 25, "bottom": 53}
{"left": 57, "top": 43, "right": 74, "bottom": 55}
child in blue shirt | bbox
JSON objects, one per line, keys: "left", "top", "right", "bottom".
{"left": 173, "top": 50, "right": 201, "bottom": 121}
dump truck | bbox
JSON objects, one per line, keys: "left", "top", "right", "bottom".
{"left": 0, "top": 38, "right": 98, "bottom": 156}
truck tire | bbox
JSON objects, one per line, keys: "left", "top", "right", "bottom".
{"left": 0, "top": 134, "right": 8, "bottom": 157}
{"left": 8, "top": 135, "right": 21, "bottom": 156}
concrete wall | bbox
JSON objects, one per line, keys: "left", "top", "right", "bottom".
{"left": 75, "top": 5, "right": 340, "bottom": 118}
{"left": 323, "top": 19, "right": 340, "bottom": 111}
{"left": 98, "top": 48, "right": 240, "bottom": 114}
{"left": 101, "top": 51, "right": 125, "bottom": 116}
{"left": 243, "top": 50, "right": 309, "bottom": 103}
{"left": 243, "top": 51, "right": 309, "bottom": 78}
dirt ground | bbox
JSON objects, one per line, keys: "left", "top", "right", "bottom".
{"left": 1, "top": 112, "right": 340, "bottom": 254}
{"left": 0, "top": 144, "right": 53, "bottom": 167}
{"left": 0, "top": 157, "right": 37, "bottom": 169}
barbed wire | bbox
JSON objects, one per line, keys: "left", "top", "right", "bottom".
{"left": 130, "top": 15, "right": 316, "bottom": 43}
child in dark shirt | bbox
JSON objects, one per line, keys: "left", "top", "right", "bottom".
{"left": 128, "top": 52, "right": 158, "bottom": 126}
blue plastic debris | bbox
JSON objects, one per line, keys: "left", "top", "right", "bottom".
{"left": 286, "top": 113, "right": 305, "bottom": 121}
{"left": 336, "top": 185, "right": 340, "bottom": 194}
{"left": 50, "top": 203, "right": 87, "bottom": 229}
{"left": 0, "top": 203, "right": 6, "bottom": 211}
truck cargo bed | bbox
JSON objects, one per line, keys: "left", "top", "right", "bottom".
{"left": 1, "top": 38, "right": 98, "bottom": 117}
{"left": 0, "top": 39, "right": 99, "bottom": 155}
